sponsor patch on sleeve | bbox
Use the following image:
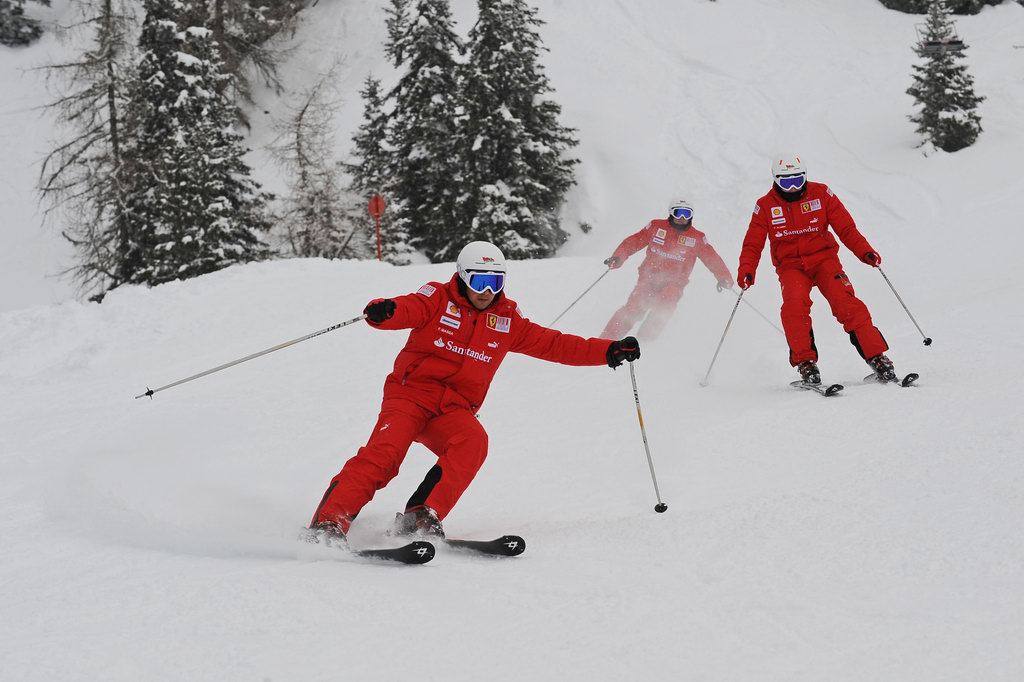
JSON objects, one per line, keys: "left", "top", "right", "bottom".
{"left": 826, "top": 186, "right": 834, "bottom": 197}
{"left": 753, "top": 204, "right": 761, "bottom": 215}
{"left": 417, "top": 284, "right": 437, "bottom": 297}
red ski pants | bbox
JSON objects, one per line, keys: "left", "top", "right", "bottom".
{"left": 777, "top": 257, "right": 888, "bottom": 366}
{"left": 312, "top": 398, "right": 488, "bottom": 526}
{"left": 602, "top": 276, "right": 685, "bottom": 340}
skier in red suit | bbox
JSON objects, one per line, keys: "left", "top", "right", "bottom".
{"left": 310, "top": 241, "right": 640, "bottom": 541}
{"left": 737, "top": 154, "right": 898, "bottom": 384}
{"left": 601, "top": 199, "right": 734, "bottom": 340}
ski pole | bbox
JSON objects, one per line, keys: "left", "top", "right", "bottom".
{"left": 727, "top": 287, "right": 783, "bottom": 335}
{"left": 548, "top": 268, "right": 611, "bottom": 327}
{"left": 700, "top": 289, "right": 745, "bottom": 387}
{"left": 877, "top": 266, "right": 932, "bottom": 346}
{"left": 135, "top": 314, "right": 367, "bottom": 399}
{"left": 628, "top": 361, "right": 667, "bottom": 514}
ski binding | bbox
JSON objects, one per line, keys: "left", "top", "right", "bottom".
{"left": 863, "top": 372, "right": 919, "bottom": 388}
{"left": 790, "top": 380, "right": 844, "bottom": 396}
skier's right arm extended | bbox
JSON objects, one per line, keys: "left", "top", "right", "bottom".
{"left": 737, "top": 204, "right": 768, "bottom": 288}
{"left": 363, "top": 283, "right": 442, "bottom": 330}
{"left": 605, "top": 223, "right": 654, "bottom": 269}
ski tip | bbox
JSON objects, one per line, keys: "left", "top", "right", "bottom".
{"left": 901, "top": 373, "right": 920, "bottom": 387}
{"left": 403, "top": 540, "right": 437, "bottom": 564}
{"left": 497, "top": 535, "right": 527, "bottom": 556}
{"left": 825, "top": 383, "right": 844, "bottom": 396}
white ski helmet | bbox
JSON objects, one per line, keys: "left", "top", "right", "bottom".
{"left": 456, "top": 241, "right": 507, "bottom": 294}
{"left": 667, "top": 196, "right": 692, "bottom": 215}
{"left": 771, "top": 154, "right": 806, "bottom": 179}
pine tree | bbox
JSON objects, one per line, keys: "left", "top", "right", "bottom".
{"left": 383, "top": 0, "right": 463, "bottom": 262}
{"left": 37, "top": 0, "right": 136, "bottom": 300}
{"left": 122, "top": 0, "right": 271, "bottom": 287}
{"left": 906, "top": 0, "right": 984, "bottom": 153}
{"left": 345, "top": 75, "right": 412, "bottom": 263}
{"left": 457, "top": 0, "right": 577, "bottom": 259}
{"left": 880, "top": 0, "right": 1000, "bottom": 14}
{"left": 208, "top": 0, "right": 300, "bottom": 126}
{"left": 383, "top": 0, "right": 410, "bottom": 66}
{"left": 270, "top": 65, "right": 357, "bottom": 260}
{"left": 0, "top": 0, "right": 49, "bottom": 46}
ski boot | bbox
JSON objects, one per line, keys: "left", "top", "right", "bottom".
{"left": 393, "top": 505, "right": 445, "bottom": 539}
{"left": 796, "top": 360, "right": 821, "bottom": 385}
{"left": 866, "top": 353, "right": 897, "bottom": 383}
{"left": 306, "top": 517, "right": 351, "bottom": 547}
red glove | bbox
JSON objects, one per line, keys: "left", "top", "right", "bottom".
{"left": 737, "top": 271, "right": 755, "bottom": 289}
{"left": 862, "top": 251, "right": 881, "bottom": 267}
{"left": 604, "top": 256, "right": 622, "bottom": 269}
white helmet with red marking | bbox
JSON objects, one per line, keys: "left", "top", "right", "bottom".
{"left": 457, "top": 241, "right": 507, "bottom": 294}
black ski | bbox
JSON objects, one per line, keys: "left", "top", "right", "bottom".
{"left": 790, "top": 380, "right": 844, "bottom": 396}
{"left": 863, "top": 372, "right": 919, "bottom": 388}
{"left": 354, "top": 540, "right": 435, "bottom": 564}
{"left": 303, "top": 527, "right": 435, "bottom": 565}
{"left": 444, "top": 535, "right": 526, "bottom": 557}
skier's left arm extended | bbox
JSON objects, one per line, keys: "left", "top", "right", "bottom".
{"left": 510, "top": 315, "right": 611, "bottom": 365}
{"left": 697, "top": 236, "right": 734, "bottom": 287}
{"left": 825, "top": 187, "right": 877, "bottom": 263}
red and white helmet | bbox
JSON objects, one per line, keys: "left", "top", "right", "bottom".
{"left": 772, "top": 154, "right": 807, "bottom": 192}
{"left": 456, "top": 241, "right": 507, "bottom": 294}
{"left": 772, "top": 154, "right": 806, "bottom": 179}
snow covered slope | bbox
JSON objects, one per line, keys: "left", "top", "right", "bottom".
{"left": 2, "top": 1, "right": 1023, "bottom": 680}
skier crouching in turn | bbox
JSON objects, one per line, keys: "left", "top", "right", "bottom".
{"left": 737, "top": 154, "right": 898, "bottom": 384}
{"left": 602, "top": 199, "right": 733, "bottom": 341}
{"left": 310, "top": 241, "right": 641, "bottom": 541}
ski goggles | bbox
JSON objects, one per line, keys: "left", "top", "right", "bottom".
{"left": 670, "top": 206, "right": 694, "bottom": 221}
{"left": 775, "top": 173, "right": 806, "bottom": 191}
{"left": 464, "top": 271, "right": 505, "bottom": 294}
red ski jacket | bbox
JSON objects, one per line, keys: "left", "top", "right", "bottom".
{"left": 367, "top": 275, "right": 610, "bottom": 414}
{"left": 739, "top": 182, "right": 875, "bottom": 275}
{"left": 612, "top": 219, "right": 732, "bottom": 284}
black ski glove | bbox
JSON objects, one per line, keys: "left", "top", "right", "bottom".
{"left": 364, "top": 299, "right": 396, "bottom": 324}
{"left": 606, "top": 336, "right": 641, "bottom": 368}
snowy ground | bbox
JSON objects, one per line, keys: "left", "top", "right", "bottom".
{"left": 2, "top": 1, "right": 1024, "bottom": 680}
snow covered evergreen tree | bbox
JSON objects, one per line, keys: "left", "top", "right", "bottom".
{"left": 383, "top": 0, "right": 463, "bottom": 262}
{"left": 208, "top": 0, "right": 300, "bottom": 126}
{"left": 270, "top": 65, "right": 358, "bottom": 260}
{"left": 456, "top": 0, "right": 577, "bottom": 259}
{"left": 345, "top": 75, "right": 412, "bottom": 263}
{"left": 0, "top": 0, "right": 48, "bottom": 46}
{"left": 383, "top": 0, "right": 410, "bottom": 66}
{"left": 122, "top": 0, "right": 271, "bottom": 287}
{"left": 880, "top": 0, "right": 1000, "bottom": 14}
{"left": 906, "top": 0, "right": 984, "bottom": 153}
{"left": 38, "top": 0, "right": 136, "bottom": 300}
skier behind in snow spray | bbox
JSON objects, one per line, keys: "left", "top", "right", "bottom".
{"left": 601, "top": 198, "right": 734, "bottom": 341}
{"left": 736, "top": 154, "right": 899, "bottom": 384}
{"left": 309, "top": 241, "right": 641, "bottom": 541}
